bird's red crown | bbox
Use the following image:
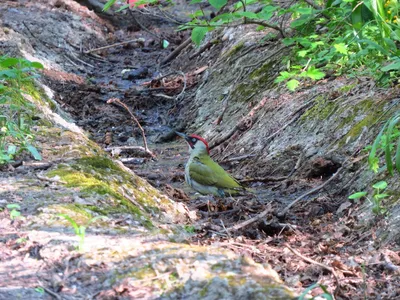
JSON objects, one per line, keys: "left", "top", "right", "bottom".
{"left": 189, "top": 134, "right": 210, "bottom": 154}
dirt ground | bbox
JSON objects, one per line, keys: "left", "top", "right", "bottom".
{"left": 1, "top": 0, "right": 400, "bottom": 299}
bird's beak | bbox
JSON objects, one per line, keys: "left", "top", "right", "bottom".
{"left": 175, "top": 131, "right": 189, "bottom": 141}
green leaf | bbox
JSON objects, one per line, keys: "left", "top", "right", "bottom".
{"left": 0, "top": 70, "right": 18, "bottom": 78}
{"left": 291, "top": 15, "right": 312, "bottom": 28}
{"left": 58, "top": 213, "right": 80, "bottom": 235}
{"left": 348, "top": 191, "right": 367, "bottom": 199}
{"left": 10, "top": 210, "right": 21, "bottom": 220}
{"left": 374, "top": 193, "right": 389, "bottom": 200}
{"left": 298, "top": 283, "right": 319, "bottom": 300}
{"left": 162, "top": 40, "right": 170, "bottom": 49}
{"left": 395, "top": 135, "right": 400, "bottom": 173}
{"left": 297, "top": 50, "right": 308, "bottom": 57}
{"left": 334, "top": 43, "right": 348, "bottom": 55}
{"left": 116, "top": 4, "right": 130, "bottom": 12}
{"left": 7, "top": 203, "right": 21, "bottom": 210}
{"left": 384, "top": 116, "right": 400, "bottom": 175}
{"left": 30, "top": 62, "right": 44, "bottom": 69}
{"left": 190, "top": 0, "right": 203, "bottom": 3}
{"left": 369, "top": 120, "right": 388, "bottom": 172}
{"left": 35, "top": 287, "right": 45, "bottom": 295}
{"left": 372, "top": 181, "right": 387, "bottom": 190}
{"left": 209, "top": 0, "right": 227, "bottom": 10}
{"left": 191, "top": 27, "right": 209, "bottom": 46}
{"left": 275, "top": 71, "right": 291, "bottom": 82}
{"left": 103, "top": 0, "right": 117, "bottom": 11}
{"left": 382, "top": 61, "right": 400, "bottom": 72}
{"left": 26, "top": 144, "right": 42, "bottom": 160}
{"left": 351, "top": 0, "right": 363, "bottom": 31}
{"left": 287, "top": 79, "right": 300, "bottom": 91}
{"left": 0, "top": 57, "right": 19, "bottom": 68}
{"left": 7, "top": 145, "right": 16, "bottom": 155}
{"left": 305, "top": 66, "right": 325, "bottom": 80}
{"left": 86, "top": 216, "right": 107, "bottom": 227}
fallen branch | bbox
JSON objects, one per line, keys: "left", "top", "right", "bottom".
{"left": 189, "top": 37, "right": 220, "bottom": 60}
{"left": 226, "top": 204, "right": 272, "bottom": 232}
{"left": 213, "top": 97, "right": 229, "bottom": 125}
{"left": 278, "top": 166, "right": 344, "bottom": 217}
{"left": 240, "top": 176, "right": 288, "bottom": 184}
{"left": 84, "top": 38, "right": 145, "bottom": 54}
{"left": 128, "top": 8, "right": 163, "bottom": 40}
{"left": 107, "top": 98, "right": 156, "bottom": 159}
{"left": 285, "top": 244, "right": 340, "bottom": 297}
{"left": 160, "top": 38, "right": 192, "bottom": 66}
{"left": 220, "top": 154, "right": 256, "bottom": 164}
{"left": 36, "top": 172, "right": 67, "bottom": 184}
{"left": 37, "top": 281, "right": 62, "bottom": 300}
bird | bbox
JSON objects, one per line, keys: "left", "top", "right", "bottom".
{"left": 176, "top": 132, "right": 244, "bottom": 197}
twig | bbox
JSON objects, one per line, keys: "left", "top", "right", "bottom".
{"left": 189, "top": 37, "right": 220, "bottom": 60}
{"left": 240, "top": 176, "right": 288, "bottom": 184}
{"left": 107, "top": 98, "right": 156, "bottom": 159}
{"left": 68, "top": 51, "right": 95, "bottom": 68}
{"left": 213, "top": 97, "right": 229, "bottom": 125}
{"left": 286, "top": 151, "right": 304, "bottom": 178}
{"left": 220, "top": 154, "right": 256, "bottom": 164}
{"left": 160, "top": 38, "right": 192, "bottom": 66}
{"left": 285, "top": 244, "right": 340, "bottom": 297}
{"left": 220, "top": 219, "right": 232, "bottom": 239}
{"left": 246, "top": 20, "right": 285, "bottom": 37}
{"left": 36, "top": 172, "right": 67, "bottom": 184}
{"left": 128, "top": 8, "right": 163, "bottom": 40}
{"left": 279, "top": 166, "right": 344, "bottom": 217}
{"left": 104, "top": 145, "right": 155, "bottom": 158}
{"left": 176, "top": 71, "right": 187, "bottom": 101}
{"left": 37, "top": 281, "right": 62, "bottom": 300}
{"left": 226, "top": 204, "right": 272, "bottom": 232}
{"left": 303, "top": 0, "right": 322, "bottom": 10}
{"left": 84, "top": 38, "right": 145, "bottom": 54}
{"left": 154, "top": 93, "right": 174, "bottom": 100}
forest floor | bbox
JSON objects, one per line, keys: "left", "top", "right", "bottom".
{"left": 1, "top": 0, "right": 400, "bottom": 299}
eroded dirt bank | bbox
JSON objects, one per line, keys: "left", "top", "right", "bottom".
{"left": 1, "top": 0, "right": 400, "bottom": 299}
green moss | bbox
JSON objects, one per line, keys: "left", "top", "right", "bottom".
{"left": 22, "top": 79, "right": 57, "bottom": 111}
{"left": 47, "top": 157, "right": 154, "bottom": 228}
{"left": 224, "top": 41, "right": 245, "bottom": 57}
{"left": 49, "top": 203, "right": 93, "bottom": 224}
{"left": 199, "top": 281, "right": 212, "bottom": 297}
{"left": 301, "top": 96, "right": 338, "bottom": 121}
{"left": 337, "top": 99, "right": 386, "bottom": 145}
{"left": 338, "top": 83, "right": 357, "bottom": 93}
{"left": 232, "top": 61, "right": 277, "bottom": 101}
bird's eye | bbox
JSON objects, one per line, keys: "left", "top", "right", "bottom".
{"left": 191, "top": 138, "right": 197, "bottom": 143}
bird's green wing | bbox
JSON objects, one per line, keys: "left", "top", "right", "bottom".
{"left": 188, "top": 155, "right": 242, "bottom": 189}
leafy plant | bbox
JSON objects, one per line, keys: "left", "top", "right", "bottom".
{"left": 34, "top": 287, "right": 45, "bottom": 295}
{"left": 183, "top": 225, "right": 195, "bottom": 233}
{"left": 369, "top": 113, "right": 400, "bottom": 175}
{"left": 103, "top": 0, "right": 400, "bottom": 91}
{"left": 6, "top": 203, "right": 22, "bottom": 220}
{"left": 0, "top": 56, "right": 43, "bottom": 164}
{"left": 349, "top": 181, "right": 389, "bottom": 215}
{"left": 298, "top": 283, "right": 333, "bottom": 300}
{"left": 58, "top": 213, "right": 107, "bottom": 251}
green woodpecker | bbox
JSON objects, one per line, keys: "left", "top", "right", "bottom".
{"left": 176, "top": 132, "right": 243, "bottom": 197}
